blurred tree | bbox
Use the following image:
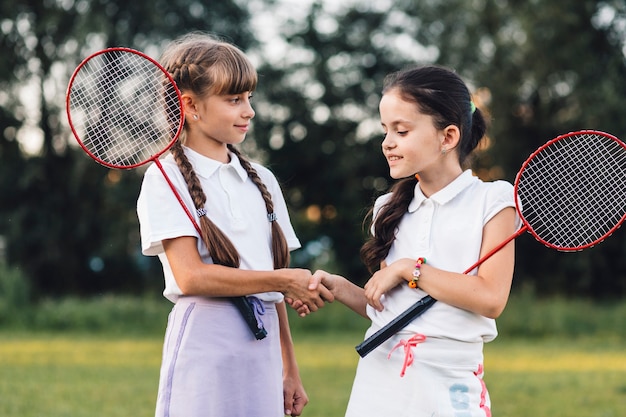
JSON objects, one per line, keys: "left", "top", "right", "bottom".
{"left": 253, "top": 0, "right": 626, "bottom": 297}
{"left": 2, "top": 0, "right": 626, "bottom": 299}
{"left": 0, "top": 0, "right": 257, "bottom": 297}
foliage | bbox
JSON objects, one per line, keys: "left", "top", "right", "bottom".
{"left": 2, "top": 0, "right": 626, "bottom": 298}
{"left": 0, "top": 0, "right": 257, "bottom": 297}
{"left": 0, "top": 292, "right": 624, "bottom": 341}
{"left": 0, "top": 262, "right": 30, "bottom": 325}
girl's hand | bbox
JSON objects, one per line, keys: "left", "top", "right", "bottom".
{"left": 286, "top": 270, "right": 336, "bottom": 317}
{"left": 364, "top": 258, "right": 414, "bottom": 311}
{"left": 281, "top": 268, "right": 334, "bottom": 314}
{"left": 283, "top": 372, "right": 308, "bottom": 416}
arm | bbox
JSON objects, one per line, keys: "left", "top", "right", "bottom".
{"left": 364, "top": 207, "right": 517, "bottom": 318}
{"left": 293, "top": 271, "right": 370, "bottom": 319}
{"left": 323, "top": 273, "right": 369, "bottom": 318}
{"left": 162, "top": 236, "right": 333, "bottom": 311}
{"left": 278, "top": 301, "right": 308, "bottom": 416}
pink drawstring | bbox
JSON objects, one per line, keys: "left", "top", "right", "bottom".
{"left": 387, "top": 333, "right": 427, "bottom": 377}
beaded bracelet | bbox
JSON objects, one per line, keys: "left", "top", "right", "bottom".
{"left": 408, "top": 257, "right": 426, "bottom": 288}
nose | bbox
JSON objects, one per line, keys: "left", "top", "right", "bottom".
{"left": 382, "top": 134, "right": 395, "bottom": 151}
{"left": 243, "top": 98, "right": 255, "bottom": 120}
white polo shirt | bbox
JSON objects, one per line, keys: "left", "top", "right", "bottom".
{"left": 368, "top": 170, "right": 519, "bottom": 343}
{"left": 137, "top": 146, "right": 301, "bottom": 303}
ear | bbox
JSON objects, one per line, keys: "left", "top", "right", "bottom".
{"left": 441, "top": 125, "right": 461, "bottom": 151}
{"left": 181, "top": 94, "right": 198, "bottom": 119}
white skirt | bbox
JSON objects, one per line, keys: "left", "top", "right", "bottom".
{"left": 155, "top": 296, "right": 283, "bottom": 417}
{"left": 346, "top": 327, "right": 491, "bottom": 417}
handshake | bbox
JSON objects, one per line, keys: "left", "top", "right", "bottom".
{"left": 282, "top": 269, "right": 342, "bottom": 317}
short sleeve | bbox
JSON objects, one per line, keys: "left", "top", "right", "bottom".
{"left": 484, "top": 180, "right": 522, "bottom": 230}
{"left": 136, "top": 162, "right": 199, "bottom": 256}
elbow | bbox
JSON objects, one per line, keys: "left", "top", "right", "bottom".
{"left": 174, "top": 268, "right": 202, "bottom": 295}
{"left": 176, "top": 278, "right": 194, "bottom": 296}
{"left": 482, "top": 306, "right": 504, "bottom": 320}
{"left": 480, "top": 297, "right": 509, "bottom": 319}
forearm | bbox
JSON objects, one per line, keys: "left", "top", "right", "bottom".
{"left": 332, "top": 276, "right": 369, "bottom": 318}
{"left": 163, "top": 236, "right": 311, "bottom": 297}
{"left": 175, "top": 263, "right": 295, "bottom": 297}
{"left": 278, "top": 301, "right": 309, "bottom": 416}
{"left": 278, "top": 301, "right": 299, "bottom": 376}
{"left": 393, "top": 257, "right": 513, "bottom": 319}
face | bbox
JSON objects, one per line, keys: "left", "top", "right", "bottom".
{"left": 379, "top": 90, "right": 443, "bottom": 179}
{"left": 185, "top": 91, "right": 255, "bottom": 149}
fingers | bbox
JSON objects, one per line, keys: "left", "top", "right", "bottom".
{"left": 289, "top": 387, "right": 309, "bottom": 416}
{"left": 308, "top": 272, "right": 324, "bottom": 290}
{"left": 284, "top": 269, "right": 339, "bottom": 316}
{"left": 285, "top": 298, "right": 310, "bottom": 317}
{"left": 283, "top": 381, "right": 308, "bottom": 416}
{"left": 318, "top": 284, "right": 334, "bottom": 303}
{"left": 363, "top": 280, "right": 385, "bottom": 312}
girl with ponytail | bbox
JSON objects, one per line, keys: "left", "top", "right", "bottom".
{"left": 137, "top": 32, "right": 331, "bottom": 417}
{"left": 302, "top": 65, "right": 520, "bottom": 416}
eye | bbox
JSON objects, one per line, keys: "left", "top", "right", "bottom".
{"left": 397, "top": 130, "right": 408, "bottom": 136}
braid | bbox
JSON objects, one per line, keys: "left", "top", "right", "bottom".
{"left": 360, "top": 177, "right": 417, "bottom": 273}
{"left": 170, "top": 141, "right": 240, "bottom": 268}
{"left": 228, "top": 145, "right": 290, "bottom": 269}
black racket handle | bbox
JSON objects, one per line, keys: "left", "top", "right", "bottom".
{"left": 231, "top": 296, "right": 268, "bottom": 340}
{"left": 355, "top": 295, "right": 437, "bottom": 357}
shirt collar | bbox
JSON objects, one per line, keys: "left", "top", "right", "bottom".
{"left": 183, "top": 146, "right": 248, "bottom": 182}
{"left": 408, "top": 169, "right": 476, "bottom": 212}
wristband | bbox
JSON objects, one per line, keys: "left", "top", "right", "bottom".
{"left": 408, "top": 257, "right": 426, "bottom": 288}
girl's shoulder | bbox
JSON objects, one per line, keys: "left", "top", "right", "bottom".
{"left": 143, "top": 154, "right": 182, "bottom": 178}
{"left": 474, "top": 178, "right": 514, "bottom": 198}
{"left": 249, "top": 161, "right": 281, "bottom": 186}
{"left": 469, "top": 177, "right": 516, "bottom": 209}
{"left": 373, "top": 191, "right": 393, "bottom": 206}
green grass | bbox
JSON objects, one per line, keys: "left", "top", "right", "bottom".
{"left": 1, "top": 295, "right": 625, "bottom": 416}
{"left": 1, "top": 331, "right": 625, "bottom": 417}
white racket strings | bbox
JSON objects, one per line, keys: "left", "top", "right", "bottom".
{"left": 68, "top": 50, "right": 182, "bottom": 168}
{"left": 517, "top": 132, "right": 626, "bottom": 249}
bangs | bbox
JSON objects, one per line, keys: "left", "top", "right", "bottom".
{"left": 208, "top": 47, "right": 258, "bottom": 95}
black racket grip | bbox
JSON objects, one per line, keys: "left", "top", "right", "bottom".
{"left": 231, "top": 296, "right": 268, "bottom": 340}
{"left": 355, "top": 295, "right": 437, "bottom": 357}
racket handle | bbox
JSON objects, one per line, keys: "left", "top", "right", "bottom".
{"left": 355, "top": 295, "right": 437, "bottom": 357}
{"left": 230, "top": 296, "right": 268, "bottom": 340}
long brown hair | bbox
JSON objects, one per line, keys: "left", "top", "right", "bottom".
{"left": 360, "top": 65, "right": 487, "bottom": 272}
{"left": 161, "top": 33, "right": 289, "bottom": 269}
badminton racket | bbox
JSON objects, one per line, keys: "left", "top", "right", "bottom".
{"left": 356, "top": 130, "right": 626, "bottom": 357}
{"left": 66, "top": 47, "right": 267, "bottom": 340}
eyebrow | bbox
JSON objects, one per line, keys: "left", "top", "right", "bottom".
{"left": 381, "top": 119, "right": 413, "bottom": 128}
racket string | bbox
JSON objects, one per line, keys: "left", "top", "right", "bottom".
{"left": 518, "top": 132, "right": 626, "bottom": 249}
{"left": 68, "top": 49, "right": 182, "bottom": 168}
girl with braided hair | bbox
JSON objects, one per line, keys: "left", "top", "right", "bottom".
{"left": 300, "top": 65, "right": 520, "bottom": 416}
{"left": 137, "top": 32, "right": 331, "bottom": 417}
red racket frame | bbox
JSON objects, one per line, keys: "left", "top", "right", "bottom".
{"left": 356, "top": 130, "right": 626, "bottom": 357}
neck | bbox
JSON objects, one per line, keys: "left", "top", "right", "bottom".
{"left": 184, "top": 135, "right": 230, "bottom": 163}
{"left": 417, "top": 167, "right": 464, "bottom": 197}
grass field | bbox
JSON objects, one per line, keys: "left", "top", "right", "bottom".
{"left": 1, "top": 331, "right": 625, "bottom": 417}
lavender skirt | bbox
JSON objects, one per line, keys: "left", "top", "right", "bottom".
{"left": 155, "top": 296, "right": 283, "bottom": 417}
